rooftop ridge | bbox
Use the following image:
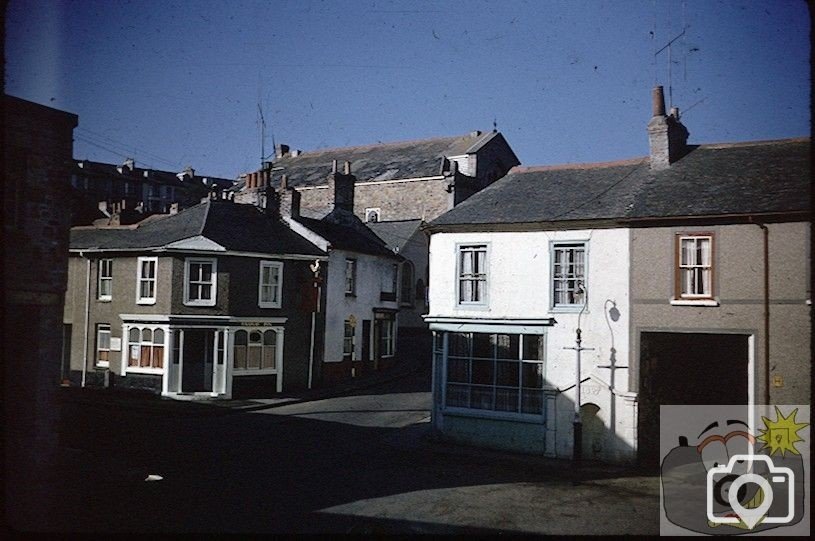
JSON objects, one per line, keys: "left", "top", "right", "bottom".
{"left": 276, "top": 131, "right": 489, "bottom": 159}
{"left": 511, "top": 156, "right": 646, "bottom": 173}
{"left": 697, "top": 136, "right": 809, "bottom": 149}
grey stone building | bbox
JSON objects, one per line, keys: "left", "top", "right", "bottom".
{"left": 234, "top": 130, "right": 519, "bottom": 223}
{"left": 3, "top": 94, "right": 78, "bottom": 528}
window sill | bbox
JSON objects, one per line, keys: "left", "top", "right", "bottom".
{"left": 97, "top": 297, "right": 112, "bottom": 303}
{"left": 125, "top": 367, "right": 163, "bottom": 375}
{"left": 184, "top": 301, "right": 216, "bottom": 307}
{"left": 441, "top": 406, "right": 545, "bottom": 424}
{"left": 95, "top": 362, "right": 109, "bottom": 368}
{"left": 258, "top": 302, "right": 282, "bottom": 309}
{"left": 233, "top": 369, "right": 278, "bottom": 376}
{"left": 549, "top": 305, "right": 588, "bottom": 314}
{"left": 136, "top": 299, "right": 156, "bottom": 305}
{"left": 669, "top": 298, "right": 720, "bottom": 307}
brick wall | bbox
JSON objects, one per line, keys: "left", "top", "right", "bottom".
{"left": 3, "top": 95, "right": 78, "bottom": 529}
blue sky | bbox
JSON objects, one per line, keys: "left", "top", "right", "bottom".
{"left": 6, "top": 0, "right": 810, "bottom": 179}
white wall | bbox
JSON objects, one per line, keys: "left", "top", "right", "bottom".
{"left": 428, "top": 228, "right": 636, "bottom": 461}
{"left": 323, "top": 249, "right": 399, "bottom": 362}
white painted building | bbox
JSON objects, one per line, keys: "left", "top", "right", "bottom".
{"left": 425, "top": 228, "right": 637, "bottom": 462}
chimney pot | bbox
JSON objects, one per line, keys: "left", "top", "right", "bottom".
{"left": 344, "top": 161, "right": 351, "bottom": 175}
{"left": 280, "top": 174, "right": 288, "bottom": 190}
{"left": 332, "top": 159, "right": 338, "bottom": 174}
{"left": 670, "top": 106, "right": 680, "bottom": 120}
{"left": 652, "top": 86, "right": 666, "bottom": 117}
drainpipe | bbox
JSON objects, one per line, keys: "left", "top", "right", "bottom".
{"left": 748, "top": 218, "right": 770, "bottom": 405}
{"left": 757, "top": 222, "right": 770, "bottom": 405}
{"left": 80, "top": 252, "right": 91, "bottom": 388}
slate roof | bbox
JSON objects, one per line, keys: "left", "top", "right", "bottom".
{"left": 367, "top": 219, "right": 423, "bottom": 252}
{"left": 429, "top": 138, "right": 810, "bottom": 228}
{"left": 70, "top": 200, "right": 325, "bottom": 256}
{"left": 293, "top": 214, "right": 400, "bottom": 259}
{"left": 255, "top": 131, "right": 500, "bottom": 189}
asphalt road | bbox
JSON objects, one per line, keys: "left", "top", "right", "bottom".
{"left": 25, "top": 368, "right": 659, "bottom": 534}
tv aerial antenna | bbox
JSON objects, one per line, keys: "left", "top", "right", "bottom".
{"left": 652, "top": 1, "right": 689, "bottom": 110}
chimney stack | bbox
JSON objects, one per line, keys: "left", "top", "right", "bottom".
{"left": 647, "top": 86, "right": 689, "bottom": 170}
{"left": 279, "top": 179, "right": 301, "bottom": 219}
{"left": 275, "top": 144, "right": 290, "bottom": 159}
{"left": 123, "top": 157, "right": 135, "bottom": 171}
{"left": 327, "top": 166, "right": 355, "bottom": 214}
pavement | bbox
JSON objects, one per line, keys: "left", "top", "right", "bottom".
{"left": 57, "top": 359, "right": 423, "bottom": 415}
{"left": 17, "top": 362, "right": 660, "bottom": 535}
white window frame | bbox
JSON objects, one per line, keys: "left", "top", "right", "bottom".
{"left": 124, "top": 325, "right": 167, "bottom": 374}
{"left": 345, "top": 258, "right": 357, "bottom": 296}
{"left": 258, "top": 260, "right": 284, "bottom": 309}
{"left": 550, "top": 241, "right": 588, "bottom": 311}
{"left": 364, "top": 207, "right": 381, "bottom": 223}
{"left": 380, "top": 317, "right": 396, "bottom": 358}
{"left": 96, "top": 324, "right": 111, "bottom": 367}
{"left": 456, "top": 243, "right": 489, "bottom": 307}
{"left": 343, "top": 320, "right": 355, "bottom": 360}
{"left": 232, "top": 327, "right": 284, "bottom": 376}
{"left": 184, "top": 257, "right": 218, "bottom": 307}
{"left": 136, "top": 256, "right": 158, "bottom": 305}
{"left": 677, "top": 234, "right": 714, "bottom": 299}
{"left": 441, "top": 331, "right": 548, "bottom": 420}
{"left": 98, "top": 258, "right": 113, "bottom": 301}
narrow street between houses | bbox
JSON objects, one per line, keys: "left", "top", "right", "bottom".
{"left": 41, "top": 368, "right": 659, "bottom": 535}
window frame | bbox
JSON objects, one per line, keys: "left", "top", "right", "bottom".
{"left": 379, "top": 317, "right": 396, "bottom": 358}
{"left": 345, "top": 258, "right": 357, "bottom": 296}
{"left": 343, "top": 320, "right": 355, "bottom": 360}
{"left": 95, "top": 324, "right": 111, "bottom": 368}
{"left": 183, "top": 257, "right": 218, "bottom": 307}
{"left": 97, "top": 258, "right": 113, "bottom": 301}
{"left": 258, "top": 260, "right": 284, "bottom": 309}
{"left": 124, "top": 325, "right": 166, "bottom": 374}
{"left": 380, "top": 263, "right": 399, "bottom": 302}
{"left": 440, "top": 331, "right": 547, "bottom": 420}
{"left": 136, "top": 256, "right": 158, "bottom": 305}
{"left": 232, "top": 327, "right": 284, "bottom": 376}
{"left": 674, "top": 232, "right": 715, "bottom": 301}
{"left": 549, "top": 241, "right": 589, "bottom": 312}
{"left": 456, "top": 243, "right": 490, "bottom": 308}
{"left": 400, "top": 261, "right": 415, "bottom": 306}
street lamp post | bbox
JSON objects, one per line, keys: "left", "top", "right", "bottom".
{"left": 562, "top": 282, "right": 593, "bottom": 463}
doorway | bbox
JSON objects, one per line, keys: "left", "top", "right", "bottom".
{"left": 637, "top": 331, "right": 749, "bottom": 467}
{"left": 181, "top": 329, "right": 215, "bottom": 393}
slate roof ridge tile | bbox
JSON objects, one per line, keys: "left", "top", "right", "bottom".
{"left": 697, "top": 136, "right": 809, "bottom": 149}
{"left": 511, "top": 156, "right": 647, "bottom": 173}
{"left": 277, "top": 132, "right": 485, "bottom": 159}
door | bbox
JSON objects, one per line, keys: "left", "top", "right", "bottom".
{"left": 181, "top": 329, "right": 215, "bottom": 393}
{"left": 637, "top": 332, "right": 749, "bottom": 468}
{"left": 372, "top": 320, "right": 382, "bottom": 370}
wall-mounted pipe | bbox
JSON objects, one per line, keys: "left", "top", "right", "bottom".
{"left": 750, "top": 219, "right": 770, "bottom": 405}
{"left": 80, "top": 252, "right": 91, "bottom": 388}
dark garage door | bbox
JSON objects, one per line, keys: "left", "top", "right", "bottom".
{"left": 637, "top": 332, "right": 749, "bottom": 467}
